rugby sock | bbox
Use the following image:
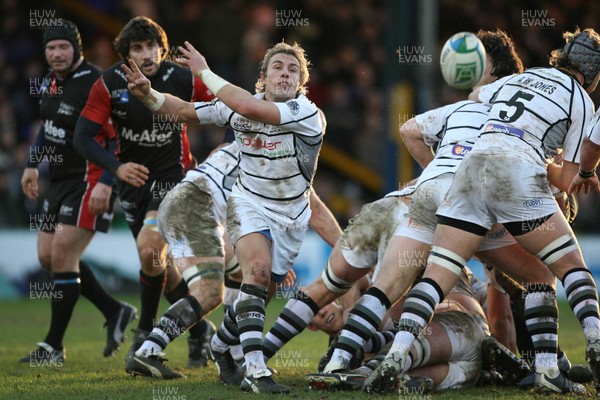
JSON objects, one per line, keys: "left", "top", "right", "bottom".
{"left": 223, "top": 277, "right": 242, "bottom": 361}
{"left": 236, "top": 284, "right": 268, "bottom": 376}
{"left": 524, "top": 284, "right": 558, "bottom": 374}
{"left": 44, "top": 272, "right": 81, "bottom": 350}
{"left": 363, "top": 329, "right": 397, "bottom": 353}
{"left": 389, "top": 278, "right": 444, "bottom": 365}
{"left": 79, "top": 261, "right": 120, "bottom": 320}
{"left": 211, "top": 300, "right": 240, "bottom": 353}
{"left": 262, "top": 291, "right": 319, "bottom": 361}
{"left": 223, "top": 275, "right": 241, "bottom": 314}
{"left": 163, "top": 279, "right": 206, "bottom": 339}
{"left": 327, "top": 287, "right": 390, "bottom": 371}
{"left": 138, "top": 270, "right": 166, "bottom": 332}
{"left": 562, "top": 268, "right": 600, "bottom": 338}
{"left": 136, "top": 295, "right": 203, "bottom": 357}
{"left": 362, "top": 352, "right": 386, "bottom": 373}
{"left": 409, "top": 335, "right": 432, "bottom": 368}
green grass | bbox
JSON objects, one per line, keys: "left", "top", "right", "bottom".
{"left": 0, "top": 297, "right": 593, "bottom": 399}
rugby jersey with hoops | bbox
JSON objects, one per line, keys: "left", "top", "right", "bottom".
{"left": 412, "top": 100, "right": 491, "bottom": 187}
{"left": 194, "top": 93, "right": 323, "bottom": 224}
{"left": 476, "top": 67, "right": 594, "bottom": 166}
{"left": 183, "top": 142, "right": 240, "bottom": 218}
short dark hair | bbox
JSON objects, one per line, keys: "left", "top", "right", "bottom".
{"left": 477, "top": 29, "right": 523, "bottom": 78}
{"left": 113, "top": 16, "right": 168, "bottom": 60}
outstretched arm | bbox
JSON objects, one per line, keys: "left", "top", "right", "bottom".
{"left": 177, "top": 41, "right": 281, "bottom": 125}
{"left": 121, "top": 60, "right": 199, "bottom": 124}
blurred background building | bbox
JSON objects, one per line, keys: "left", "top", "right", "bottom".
{"left": 1, "top": 0, "right": 599, "bottom": 295}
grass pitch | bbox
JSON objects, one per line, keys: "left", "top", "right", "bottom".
{"left": 0, "top": 296, "right": 592, "bottom": 399}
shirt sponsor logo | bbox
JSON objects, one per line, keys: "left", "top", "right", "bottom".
{"left": 162, "top": 67, "right": 174, "bottom": 81}
{"left": 57, "top": 102, "right": 74, "bottom": 116}
{"left": 237, "top": 137, "right": 282, "bottom": 151}
{"left": 72, "top": 69, "right": 92, "bottom": 79}
{"left": 59, "top": 205, "right": 73, "bottom": 216}
{"left": 452, "top": 144, "right": 472, "bottom": 157}
{"left": 487, "top": 227, "right": 508, "bottom": 240}
{"left": 485, "top": 123, "right": 524, "bottom": 139}
{"left": 233, "top": 121, "right": 252, "bottom": 130}
{"left": 523, "top": 198, "right": 543, "bottom": 208}
{"left": 44, "top": 120, "right": 66, "bottom": 142}
{"left": 121, "top": 128, "right": 173, "bottom": 145}
{"left": 119, "top": 91, "right": 129, "bottom": 103}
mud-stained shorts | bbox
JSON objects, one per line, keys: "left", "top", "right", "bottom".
{"left": 430, "top": 310, "right": 487, "bottom": 389}
{"left": 394, "top": 174, "right": 516, "bottom": 251}
{"left": 340, "top": 196, "right": 409, "bottom": 269}
{"left": 436, "top": 150, "right": 558, "bottom": 232}
{"left": 39, "top": 178, "right": 115, "bottom": 233}
{"left": 157, "top": 180, "right": 225, "bottom": 261}
{"left": 226, "top": 192, "right": 308, "bottom": 278}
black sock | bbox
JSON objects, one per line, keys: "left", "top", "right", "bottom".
{"left": 138, "top": 270, "right": 166, "bottom": 332}
{"left": 44, "top": 272, "right": 81, "bottom": 350}
{"left": 164, "top": 278, "right": 207, "bottom": 339}
{"left": 79, "top": 261, "right": 121, "bottom": 320}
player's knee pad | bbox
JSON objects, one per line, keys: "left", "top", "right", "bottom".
{"left": 182, "top": 261, "right": 223, "bottom": 287}
{"left": 142, "top": 217, "right": 159, "bottom": 232}
{"left": 225, "top": 255, "right": 241, "bottom": 275}
{"left": 437, "top": 360, "right": 481, "bottom": 390}
{"left": 321, "top": 259, "right": 352, "bottom": 293}
{"left": 536, "top": 234, "right": 578, "bottom": 266}
{"left": 428, "top": 246, "right": 466, "bottom": 276}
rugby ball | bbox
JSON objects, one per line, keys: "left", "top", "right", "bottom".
{"left": 440, "top": 32, "right": 486, "bottom": 90}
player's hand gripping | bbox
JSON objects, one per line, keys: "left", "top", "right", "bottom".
{"left": 121, "top": 59, "right": 151, "bottom": 100}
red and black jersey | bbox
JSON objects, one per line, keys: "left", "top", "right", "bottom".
{"left": 80, "top": 61, "right": 214, "bottom": 180}
{"left": 36, "top": 60, "right": 114, "bottom": 182}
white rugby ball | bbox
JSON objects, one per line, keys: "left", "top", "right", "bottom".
{"left": 440, "top": 32, "right": 486, "bottom": 90}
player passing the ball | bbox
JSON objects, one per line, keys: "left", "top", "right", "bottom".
{"left": 123, "top": 40, "right": 324, "bottom": 393}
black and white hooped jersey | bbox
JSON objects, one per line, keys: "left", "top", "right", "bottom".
{"left": 194, "top": 93, "right": 323, "bottom": 222}
{"left": 587, "top": 109, "right": 600, "bottom": 145}
{"left": 477, "top": 67, "right": 594, "bottom": 166}
{"left": 413, "top": 100, "right": 491, "bottom": 186}
{"left": 183, "top": 142, "right": 240, "bottom": 205}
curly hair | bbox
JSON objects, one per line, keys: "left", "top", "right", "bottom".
{"left": 255, "top": 41, "right": 310, "bottom": 95}
{"left": 477, "top": 29, "right": 523, "bottom": 78}
{"left": 113, "top": 16, "right": 169, "bottom": 60}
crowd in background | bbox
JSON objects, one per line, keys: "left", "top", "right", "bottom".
{"left": 1, "top": 0, "right": 598, "bottom": 231}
